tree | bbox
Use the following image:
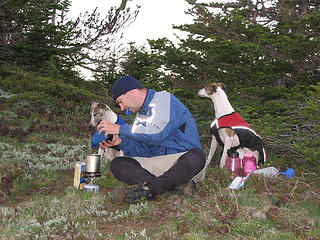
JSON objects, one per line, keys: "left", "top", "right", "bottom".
{"left": 0, "top": 0, "right": 139, "bottom": 80}
{"left": 120, "top": 42, "right": 171, "bottom": 90}
{"left": 0, "top": 0, "right": 26, "bottom": 62}
{"left": 169, "top": 0, "right": 320, "bottom": 88}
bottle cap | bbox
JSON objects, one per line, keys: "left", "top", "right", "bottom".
{"left": 243, "top": 151, "right": 255, "bottom": 158}
{"left": 227, "top": 149, "right": 239, "bottom": 157}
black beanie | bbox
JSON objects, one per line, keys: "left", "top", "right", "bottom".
{"left": 112, "top": 76, "right": 144, "bottom": 101}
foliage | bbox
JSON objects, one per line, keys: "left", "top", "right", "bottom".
{"left": 174, "top": 0, "right": 320, "bottom": 87}
{"left": 0, "top": 1, "right": 319, "bottom": 237}
{"left": 0, "top": 0, "right": 139, "bottom": 80}
{"left": 118, "top": 0, "right": 319, "bottom": 91}
{"left": 0, "top": 66, "right": 109, "bottom": 142}
{"left": 298, "top": 83, "right": 320, "bottom": 166}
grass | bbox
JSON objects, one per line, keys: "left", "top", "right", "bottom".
{"left": 0, "top": 82, "right": 319, "bottom": 239}
{"left": 0, "top": 111, "right": 319, "bottom": 240}
{"left": 1, "top": 132, "right": 319, "bottom": 240}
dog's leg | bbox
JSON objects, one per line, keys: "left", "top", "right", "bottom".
{"left": 207, "top": 135, "right": 218, "bottom": 165}
{"left": 96, "top": 142, "right": 121, "bottom": 163}
{"left": 257, "top": 147, "right": 266, "bottom": 164}
{"left": 219, "top": 128, "right": 241, "bottom": 168}
{"left": 101, "top": 148, "right": 122, "bottom": 162}
{"left": 98, "top": 147, "right": 105, "bottom": 162}
{"left": 220, "top": 137, "right": 235, "bottom": 168}
{"left": 98, "top": 147, "right": 103, "bottom": 156}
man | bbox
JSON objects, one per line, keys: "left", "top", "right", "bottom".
{"left": 97, "top": 76, "right": 207, "bottom": 203}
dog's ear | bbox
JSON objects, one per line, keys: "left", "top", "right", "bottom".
{"left": 210, "top": 85, "right": 217, "bottom": 92}
{"left": 217, "top": 82, "right": 227, "bottom": 90}
{"left": 90, "top": 101, "right": 97, "bottom": 110}
{"left": 205, "top": 84, "right": 218, "bottom": 95}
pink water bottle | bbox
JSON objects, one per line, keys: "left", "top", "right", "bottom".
{"left": 226, "top": 149, "right": 241, "bottom": 178}
{"left": 242, "top": 151, "right": 257, "bottom": 176}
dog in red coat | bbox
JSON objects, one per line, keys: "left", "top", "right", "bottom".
{"left": 198, "top": 83, "right": 266, "bottom": 168}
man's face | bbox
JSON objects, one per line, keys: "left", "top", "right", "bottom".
{"left": 116, "top": 90, "right": 139, "bottom": 113}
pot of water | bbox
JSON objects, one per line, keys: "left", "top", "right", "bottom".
{"left": 85, "top": 154, "right": 101, "bottom": 173}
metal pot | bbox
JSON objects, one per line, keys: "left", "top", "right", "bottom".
{"left": 85, "top": 154, "right": 101, "bottom": 173}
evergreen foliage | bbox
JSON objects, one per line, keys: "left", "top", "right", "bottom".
{"left": 0, "top": 64, "right": 109, "bottom": 140}
{"left": 0, "top": 0, "right": 139, "bottom": 80}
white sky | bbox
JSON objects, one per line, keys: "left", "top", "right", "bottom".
{"left": 69, "top": 0, "right": 195, "bottom": 46}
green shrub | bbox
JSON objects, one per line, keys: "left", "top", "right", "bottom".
{"left": 304, "top": 83, "right": 320, "bottom": 122}
{"left": 7, "top": 91, "right": 52, "bottom": 114}
{"left": 260, "top": 86, "right": 288, "bottom": 99}
{"left": 296, "top": 83, "right": 320, "bottom": 167}
{"left": 1, "top": 74, "right": 99, "bottom": 104}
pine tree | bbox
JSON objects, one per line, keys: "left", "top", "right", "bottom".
{"left": 0, "top": 0, "right": 139, "bottom": 80}
{"left": 172, "top": 0, "right": 320, "bottom": 87}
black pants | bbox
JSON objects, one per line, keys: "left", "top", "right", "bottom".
{"left": 110, "top": 148, "right": 206, "bottom": 196}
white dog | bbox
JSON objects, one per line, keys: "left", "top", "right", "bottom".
{"left": 198, "top": 83, "right": 266, "bottom": 168}
{"left": 89, "top": 101, "right": 123, "bottom": 162}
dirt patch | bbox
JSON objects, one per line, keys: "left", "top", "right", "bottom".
{"left": 0, "top": 169, "right": 75, "bottom": 206}
{"left": 96, "top": 196, "right": 178, "bottom": 238}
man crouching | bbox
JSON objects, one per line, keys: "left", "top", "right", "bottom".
{"left": 97, "top": 76, "right": 207, "bottom": 204}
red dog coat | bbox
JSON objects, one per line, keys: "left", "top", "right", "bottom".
{"left": 211, "top": 112, "right": 266, "bottom": 163}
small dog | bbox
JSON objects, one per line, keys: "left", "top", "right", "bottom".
{"left": 89, "top": 101, "right": 123, "bottom": 162}
{"left": 198, "top": 83, "right": 266, "bottom": 168}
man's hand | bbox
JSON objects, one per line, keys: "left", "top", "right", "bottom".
{"left": 97, "top": 120, "right": 120, "bottom": 138}
{"left": 99, "top": 135, "right": 122, "bottom": 149}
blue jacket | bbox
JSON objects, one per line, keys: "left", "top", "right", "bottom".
{"left": 118, "top": 89, "right": 203, "bottom": 157}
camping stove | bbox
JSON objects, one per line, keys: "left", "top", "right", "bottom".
{"left": 83, "top": 172, "right": 101, "bottom": 193}
{"left": 83, "top": 154, "right": 102, "bottom": 193}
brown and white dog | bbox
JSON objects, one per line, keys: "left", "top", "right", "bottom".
{"left": 89, "top": 101, "right": 123, "bottom": 162}
{"left": 198, "top": 83, "right": 266, "bottom": 168}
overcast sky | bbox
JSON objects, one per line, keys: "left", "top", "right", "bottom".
{"left": 69, "top": 0, "right": 195, "bottom": 45}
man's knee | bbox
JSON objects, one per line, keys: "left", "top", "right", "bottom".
{"left": 191, "top": 148, "right": 206, "bottom": 164}
{"left": 110, "top": 156, "right": 141, "bottom": 176}
{"left": 110, "top": 157, "right": 123, "bottom": 175}
{"left": 182, "top": 148, "right": 206, "bottom": 170}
